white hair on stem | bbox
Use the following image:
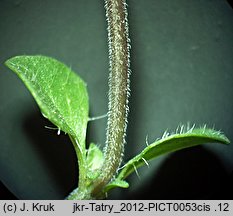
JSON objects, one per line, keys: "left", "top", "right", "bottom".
{"left": 92, "top": 0, "right": 131, "bottom": 196}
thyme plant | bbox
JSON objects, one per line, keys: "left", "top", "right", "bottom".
{"left": 4, "top": 0, "right": 229, "bottom": 199}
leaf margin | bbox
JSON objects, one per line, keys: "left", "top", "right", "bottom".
{"left": 117, "top": 126, "right": 230, "bottom": 181}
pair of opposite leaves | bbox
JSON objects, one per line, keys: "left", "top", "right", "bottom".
{"left": 5, "top": 55, "right": 230, "bottom": 193}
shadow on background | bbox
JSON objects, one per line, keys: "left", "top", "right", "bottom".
{"left": 125, "top": 146, "right": 233, "bottom": 199}
{"left": 1, "top": 110, "right": 232, "bottom": 200}
{"left": 0, "top": 181, "right": 17, "bottom": 200}
{"left": 1, "top": 133, "right": 233, "bottom": 199}
{"left": 227, "top": 0, "right": 233, "bottom": 8}
{"left": 23, "top": 111, "right": 78, "bottom": 199}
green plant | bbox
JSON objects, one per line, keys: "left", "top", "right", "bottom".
{"left": 4, "top": 0, "right": 230, "bottom": 200}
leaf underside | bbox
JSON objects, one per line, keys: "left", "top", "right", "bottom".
{"left": 5, "top": 55, "right": 89, "bottom": 151}
{"left": 117, "top": 127, "right": 230, "bottom": 181}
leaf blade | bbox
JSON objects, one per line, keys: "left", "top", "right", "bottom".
{"left": 5, "top": 55, "right": 89, "bottom": 150}
{"left": 104, "top": 179, "right": 129, "bottom": 193}
{"left": 117, "top": 127, "right": 230, "bottom": 180}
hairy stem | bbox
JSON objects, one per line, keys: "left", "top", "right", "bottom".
{"left": 92, "top": 0, "right": 131, "bottom": 196}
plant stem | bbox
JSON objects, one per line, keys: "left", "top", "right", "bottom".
{"left": 92, "top": 0, "right": 131, "bottom": 197}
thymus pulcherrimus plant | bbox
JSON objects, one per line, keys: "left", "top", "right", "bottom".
{"left": 4, "top": 0, "right": 230, "bottom": 200}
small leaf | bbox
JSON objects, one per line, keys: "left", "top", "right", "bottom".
{"left": 117, "top": 127, "right": 230, "bottom": 180}
{"left": 104, "top": 179, "right": 129, "bottom": 193}
{"left": 86, "top": 143, "right": 104, "bottom": 180}
{"left": 5, "top": 56, "right": 89, "bottom": 152}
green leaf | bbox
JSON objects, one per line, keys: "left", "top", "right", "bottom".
{"left": 86, "top": 143, "right": 104, "bottom": 180}
{"left": 5, "top": 55, "right": 89, "bottom": 151}
{"left": 104, "top": 179, "right": 129, "bottom": 193}
{"left": 117, "top": 126, "right": 230, "bottom": 180}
